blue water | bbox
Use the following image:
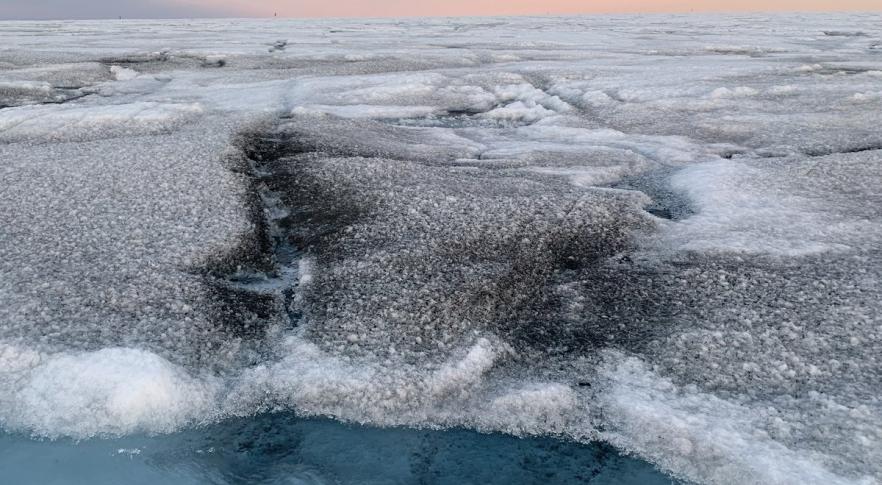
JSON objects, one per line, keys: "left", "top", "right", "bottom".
{"left": 0, "top": 414, "right": 679, "bottom": 484}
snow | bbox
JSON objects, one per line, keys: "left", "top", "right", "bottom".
{"left": 1, "top": 13, "right": 881, "bottom": 485}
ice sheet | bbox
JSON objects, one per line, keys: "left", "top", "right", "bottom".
{"left": 1, "top": 13, "right": 881, "bottom": 485}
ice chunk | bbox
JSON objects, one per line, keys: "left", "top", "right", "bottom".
{"left": 109, "top": 66, "right": 140, "bottom": 81}
{"left": 709, "top": 86, "right": 759, "bottom": 99}
{"left": 482, "top": 100, "right": 557, "bottom": 122}
{"left": 657, "top": 155, "right": 882, "bottom": 255}
{"left": 1, "top": 346, "right": 218, "bottom": 438}
{"left": 599, "top": 353, "right": 869, "bottom": 485}
{"left": 0, "top": 101, "right": 203, "bottom": 142}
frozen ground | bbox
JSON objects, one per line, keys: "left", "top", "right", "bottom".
{"left": 0, "top": 13, "right": 880, "bottom": 485}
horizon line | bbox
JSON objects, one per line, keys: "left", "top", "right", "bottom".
{"left": 2, "top": 8, "right": 880, "bottom": 22}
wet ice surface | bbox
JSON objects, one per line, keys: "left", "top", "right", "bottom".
{"left": 0, "top": 415, "right": 673, "bottom": 485}
{"left": 1, "top": 13, "right": 881, "bottom": 485}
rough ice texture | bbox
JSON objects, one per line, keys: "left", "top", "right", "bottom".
{"left": 1, "top": 13, "right": 881, "bottom": 485}
{"left": 1, "top": 345, "right": 219, "bottom": 438}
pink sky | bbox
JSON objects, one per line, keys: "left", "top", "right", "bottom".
{"left": 1, "top": 0, "right": 880, "bottom": 20}
{"left": 188, "top": 0, "right": 882, "bottom": 17}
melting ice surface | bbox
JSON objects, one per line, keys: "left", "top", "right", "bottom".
{"left": 0, "top": 415, "right": 673, "bottom": 484}
{"left": 1, "top": 13, "right": 881, "bottom": 485}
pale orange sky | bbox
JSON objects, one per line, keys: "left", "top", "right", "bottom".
{"left": 187, "top": 0, "right": 882, "bottom": 17}
{"left": 1, "top": 0, "right": 880, "bottom": 20}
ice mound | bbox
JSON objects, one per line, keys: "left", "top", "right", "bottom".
{"left": 230, "top": 335, "right": 585, "bottom": 437}
{"left": 0, "top": 61, "right": 111, "bottom": 87}
{"left": 850, "top": 91, "right": 882, "bottom": 102}
{"left": 482, "top": 101, "right": 557, "bottom": 122}
{"left": 286, "top": 72, "right": 581, "bottom": 128}
{"left": 0, "top": 80, "right": 51, "bottom": 99}
{"left": 709, "top": 86, "right": 759, "bottom": 99}
{"left": 262, "top": 114, "right": 483, "bottom": 162}
{"left": 0, "top": 80, "right": 85, "bottom": 108}
{"left": 0, "top": 101, "right": 204, "bottom": 142}
{"left": 598, "top": 354, "right": 874, "bottom": 485}
{"left": 657, "top": 154, "right": 882, "bottom": 255}
{"left": 480, "top": 83, "right": 572, "bottom": 122}
{"left": 254, "top": 122, "right": 654, "bottom": 360}
{"left": 0, "top": 120, "right": 259, "bottom": 365}
{"left": 0, "top": 345, "right": 217, "bottom": 438}
{"left": 109, "top": 65, "right": 140, "bottom": 81}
